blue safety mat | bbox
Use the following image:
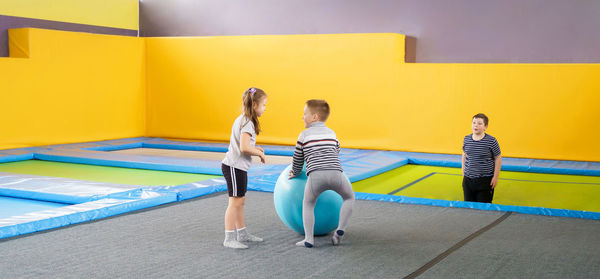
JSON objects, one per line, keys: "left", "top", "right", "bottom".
{"left": 0, "top": 172, "right": 143, "bottom": 204}
{"left": 0, "top": 196, "right": 66, "bottom": 219}
{"left": 0, "top": 173, "right": 228, "bottom": 239}
{"left": 0, "top": 171, "right": 182, "bottom": 238}
{"left": 0, "top": 192, "right": 177, "bottom": 239}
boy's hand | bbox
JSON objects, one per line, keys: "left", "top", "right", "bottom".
{"left": 490, "top": 176, "right": 498, "bottom": 188}
{"left": 258, "top": 152, "right": 266, "bottom": 164}
{"left": 256, "top": 146, "right": 264, "bottom": 153}
{"left": 288, "top": 170, "right": 297, "bottom": 179}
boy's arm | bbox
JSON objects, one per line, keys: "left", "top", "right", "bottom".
{"left": 490, "top": 138, "right": 502, "bottom": 188}
{"left": 461, "top": 152, "right": 466, "bottom": 176}
{"left": 290, "top": 133, "right": 305, "bottom": 178}
{"left": 461, "top": 137, "right": 466, "bottom": 176}
{"left": 491, "top": 155, "right": 502, "bottom": 188}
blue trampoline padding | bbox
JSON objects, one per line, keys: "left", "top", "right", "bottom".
{"left": 342, "top": 152, "right": 408, "bottom": 182}
{"left": 139, "top": 139, "right": 295, "bottom": 156}
{"left": 2, "top": 137, "right": 599, "bottom": 222}
{"left": 48, "top": 137, "right": 151, "bottom": 150}
{"left": 0, "top": 172, "right": 141, "bottom": 204}
{"left": 140, "top": 138, "right": 288, "bottom": 156}
{"left": 0, "top": 190, "right": 177, "bottom": 239}
{"left": 148, "top": 178, "right": 227, "bottom": 201}
{"left": 34, "top": 149, "right": 223, "bottom": 175}
{"left": 392, "top": 151, "right": 600, "bottom": 176}
{"left": 31, "top": 140, "right": 407, "bottom": 180}
{"left": 248, "top": 165, "right": 288, "bottom": 192}
{"left": 0, "top": 147, "right": 41, "bottom": 155}
{"left": 0, "top": 153, "right": 34, "bottom": 163}
{"left": 355, "top": 192, "right": 600, "bottom": 220}
{"left": 86, "top": 142, "right": 143, "bottom": 151}
{"left": 245, "top": 153, "right": 408, "bottom": 192}
{"left": 142, "top": 142, "right": 228, "bottom": 153}
{"left": 3, "top": 137, "right": 597, "bottom": 176}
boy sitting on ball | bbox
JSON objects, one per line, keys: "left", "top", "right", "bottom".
{"left": 288, "top": 99, "right": 355, "bottom": 248}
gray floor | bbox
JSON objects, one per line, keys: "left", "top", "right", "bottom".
{"left": 1, "top": 191, "right": 599, "bottom": 279}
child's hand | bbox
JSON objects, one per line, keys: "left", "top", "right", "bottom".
{"left": 256, "top": 146, "right": 264, "bottom": 153}
{"left": 258, "top": 152, "right": 266, "bottom": 164}
{"left": 490, "top": 176, "right": 498, "bottom": 188}
{"left": 288, "top": 170, "right": 297, "bottom": 179}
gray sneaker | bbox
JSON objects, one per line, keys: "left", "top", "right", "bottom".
{"left": 223, "top": 240, "right": 248, "bottom": 249}
{"left": 238, "top": 233, "right": 263, "bottom": 242}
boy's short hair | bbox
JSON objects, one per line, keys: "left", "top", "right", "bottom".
{"left": 306, "top": 99, "right": 330, "bottom": 121}
{"left": 473, "top": 113, "right": 489, "bottom": 126}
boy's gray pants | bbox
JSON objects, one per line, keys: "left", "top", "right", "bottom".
{"left": 303, "top": 170, "right": 355, "bottom": 241}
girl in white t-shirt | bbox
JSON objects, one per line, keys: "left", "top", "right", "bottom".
{"left": 221, "top": 87, "right": 267, "bottom": 249}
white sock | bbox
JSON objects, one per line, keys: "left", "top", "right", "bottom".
{"left": 224, "top": 230, "right": 236, "bottom": 242}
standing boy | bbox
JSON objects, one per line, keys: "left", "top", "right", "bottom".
{"left": 462, "top": 113, "right": 502, "bottom": 203}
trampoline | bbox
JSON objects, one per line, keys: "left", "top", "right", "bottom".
{"left": 354, "top": 164, "right": 600, "bottom": 212}
{"left": 0, "top": 160, "right": 219, "bottom": 186}
{"left": 1, "top": 137, "right": 598, "bottom": 241}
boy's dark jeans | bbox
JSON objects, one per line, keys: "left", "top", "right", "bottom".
{"left": 462, "top": 176, "right": 494, "bottom": 203}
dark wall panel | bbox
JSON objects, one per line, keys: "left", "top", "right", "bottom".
{"left": 139, "top": 0, "right": 600, "bottom": 63}
{"left": 0, "top": 15, "right": 137, "bottom": 57}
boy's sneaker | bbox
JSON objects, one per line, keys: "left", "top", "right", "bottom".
{"left": 223, "top": 240, "right": 248, "bottom": 249}
{"left": 295, "top": 240, "right": 313, "bottom": 248}
{"left": 237, "top": 233, "right": 263, "bottom": 242}
{"left": 331, "top": 230, "right": 344, "bottom": 246}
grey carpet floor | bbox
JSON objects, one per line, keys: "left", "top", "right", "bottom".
{"left": 1, "top": 191, "right": 598, "bottom": 279}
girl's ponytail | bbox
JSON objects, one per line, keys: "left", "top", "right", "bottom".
{"left": 241, "top": 87, "right": 266, "bottom": 135}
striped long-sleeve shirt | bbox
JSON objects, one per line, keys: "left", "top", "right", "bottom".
{"left": 292, "top": 121, "right": 343, "bottom": 176}
{"left": 463, "top": 133, "right": 501, "bottom": 178}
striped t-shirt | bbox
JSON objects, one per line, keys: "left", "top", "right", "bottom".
{"left": 463, "top": 133, "right": 501, "bottom": 178}
{"left": 292, "top": 121, "right": 343, "bottom": 176}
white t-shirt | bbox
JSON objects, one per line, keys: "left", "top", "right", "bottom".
{"left": 222, "top": 114, "right": 256, "bottom": 171}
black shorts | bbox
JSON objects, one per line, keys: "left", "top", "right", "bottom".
{"left": 462, "top": 176, "right": 494, "bottom": 203}
{"left": 221, "top": 164, "right": 248, "bottom": 197}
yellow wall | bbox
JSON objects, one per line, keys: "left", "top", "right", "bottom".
{"left": 146, "top": 33, "right": 600, "bottom": 162}
{"left": 0, "top": 0, "right": 138, "bottom": 30}
{"left": 0, "top": 28, "right": 145, "bottom": 149}
{"left": 145, "top": 34, "right": 404, "bottom": 147}
{"left": 1, "top": 29, "right": 598, "bottom": 161}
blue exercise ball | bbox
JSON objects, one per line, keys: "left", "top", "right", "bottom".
{"left": 274, "top": 164, "right": 344, "bottom": 236}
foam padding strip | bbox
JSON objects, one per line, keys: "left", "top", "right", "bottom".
{"left": 355, "top": 192, "right": 600, "bottom": 220}
{"left": 34, "top": 150, "right": 223, "bottom": 175}
{"left": 0, "top": 172, "right": 140, "bottom": 204}
{"left": 343, "top": 152, "right": 408, "bottom": 182}
{"left": 0, "top": 191, "right": 176, "bottom": 239}
{"left": 0, "top": 153, "right": 34, "bottom": 163}
{"left": 147, "top": 178, "right": 227, "bottom": 201}
{"left": 392, "top": 151, "right": 600, "bottom": 176}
